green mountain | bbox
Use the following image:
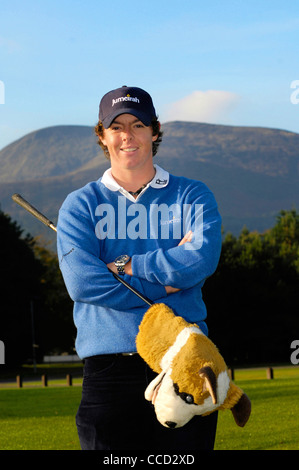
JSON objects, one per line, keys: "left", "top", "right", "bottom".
{"left": 0, "top": 121, "right": 298, "bottom": 248}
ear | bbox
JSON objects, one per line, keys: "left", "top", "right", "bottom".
{"left": 199, "top": 366, "right": 217, "bottom": 404}
{"left": 100, "top": 134, "right": 107, "bottom": 147}
{"left": 231, "top": 393, "right": 251, "bottom": 427}
{"left": 152, "top": 121, "right": 161, "bottom": 142}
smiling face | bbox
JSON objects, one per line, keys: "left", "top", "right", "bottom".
{"left": 100, "top": 113, "right": 159, "bottom": 181}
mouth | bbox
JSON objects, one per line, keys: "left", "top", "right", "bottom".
{"left": 152, "top": 373, "right": 166, "bottom": 405}
{"left": 121, "top": 147, "right": 138, "bottom": 153}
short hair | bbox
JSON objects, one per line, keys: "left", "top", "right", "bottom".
{"left": 94, "top": 118, "right": 163, "bottom": 160}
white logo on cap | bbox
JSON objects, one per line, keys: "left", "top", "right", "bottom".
{"left": 112, "top": 94, "right": 140, "bottom": 107}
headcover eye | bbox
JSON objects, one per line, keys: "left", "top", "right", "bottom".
{"left": 174, "top": 383, "right": 196, "bottom": 405}
{"left": 184, "top": 394, "right": 194, "bottom": 404}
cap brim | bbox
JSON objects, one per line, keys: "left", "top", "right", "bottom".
{"left": 102, "top": 109, "right": 154, "bottom": 129}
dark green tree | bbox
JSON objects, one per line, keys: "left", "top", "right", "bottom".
{"left": 0, "top": 209, "right": 75, "bottom": 367}
{"left": 203, "top": 210, "right": 299, "bottom": 366}
{"left": 0, "top": 209, "right": 43, "bottom": 365}
{"left": 264, "top": 209, "right": 299, "bottom": 273}
{"left": 33, "top": 243, "right": 75, "bottom": 356}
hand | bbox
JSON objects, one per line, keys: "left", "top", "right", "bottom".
{"left": 165, "top": 285, "right": 180, "bottom": 294}
{"left": 178, "top": 230, "right": 193, "bottom": 246}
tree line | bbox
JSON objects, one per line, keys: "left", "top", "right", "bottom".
{"left": 0, "top": 208, "right": 298, "bottom": 366}
{"left": 0, "top": 210, "right": 74, "bottom": 366}
{"left": 204, "top": 209, "right": 299, "bottom": 365}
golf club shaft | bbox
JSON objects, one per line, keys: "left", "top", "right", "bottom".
{"left": 12, "top": 193, "right": 57, "bottom": 232}
{"left": 108, "top": 269, "right": 154, "bottom": 306}
{"left": 11, "top": 193, "right": 154, "bottom": 307}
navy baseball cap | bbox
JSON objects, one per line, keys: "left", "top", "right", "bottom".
{"left": 99, "top": 86, "right": 157, "bottom": 128}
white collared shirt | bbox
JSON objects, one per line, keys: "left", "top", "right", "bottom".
{"left": 101, "top": 164, "right": 169, "bottom": 202}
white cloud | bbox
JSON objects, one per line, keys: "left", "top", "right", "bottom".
{"left": 0, "top": 36, "right": 21, "bottom": 54}
{"left": 162, "top": 90, "right": 240, "bottom": 124}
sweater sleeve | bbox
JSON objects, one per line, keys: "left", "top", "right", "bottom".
{"left": 131, "top": 189, "right": 222, "bottom": 289}
{"left": 57, "top": 198, "right": 166, "bottom": 310}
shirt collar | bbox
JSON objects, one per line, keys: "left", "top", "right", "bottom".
{"left": 100, "top": 164, "right": 169, "bottom": 201}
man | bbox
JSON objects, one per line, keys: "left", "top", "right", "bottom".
{"left": 57, "top": 86, "right": 222, "bottom": 450}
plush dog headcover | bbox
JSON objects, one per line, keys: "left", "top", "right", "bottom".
{"left": 136, "top": 304, "right": 251, "bottom": 429}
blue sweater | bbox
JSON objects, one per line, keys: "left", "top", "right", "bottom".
{"left": 57, "top": 165, "right": 222, "bottom": 359}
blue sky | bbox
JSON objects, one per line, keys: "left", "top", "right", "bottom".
{"left": 0, "top": 0, "right": 298, "bottom": 150}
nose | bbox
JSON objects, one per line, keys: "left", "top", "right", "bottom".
{"left": 165, "top": 421, "right": 177, "bottom": 429}
{"left": 122, "top": 129, "right": 133, "bottom": 141}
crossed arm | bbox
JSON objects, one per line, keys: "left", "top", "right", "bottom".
{"left": 58, "top": 187, "right": 222, "bottom": 307}
{"left": 106, "top": 230, "right": 193, "bottom": 294}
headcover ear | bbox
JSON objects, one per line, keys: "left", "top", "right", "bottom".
{"left": 144, "top": 371, "right": 165, "bottom": 403}
{"left": 199, "top": 366, "right": 217, "bottom": 404}
{"left": 231, "top": 393, "right": 251, "bottom": 427}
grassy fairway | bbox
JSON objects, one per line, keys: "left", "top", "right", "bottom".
{"left": 0, "top": 387, "right": 82, "bottom": 450}
{"left": 215, "top": 374, "right": 299, "bottom": 450}
{"left": 0, "top": 367, "right": 298, "bottom": 450}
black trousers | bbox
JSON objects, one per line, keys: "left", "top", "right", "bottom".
{"left": 76, "top": 354, "right": 218, "bottom": 451}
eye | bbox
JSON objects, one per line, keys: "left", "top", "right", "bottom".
{"left": 174, "top": 383, "right": 196, "bottom": 405}
{"left": 184, "top": 394, "right": 194, "bottom": 404}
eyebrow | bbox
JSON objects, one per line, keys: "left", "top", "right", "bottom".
{"left": 112, "top": 117, "right": 141, "bottom": 125}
